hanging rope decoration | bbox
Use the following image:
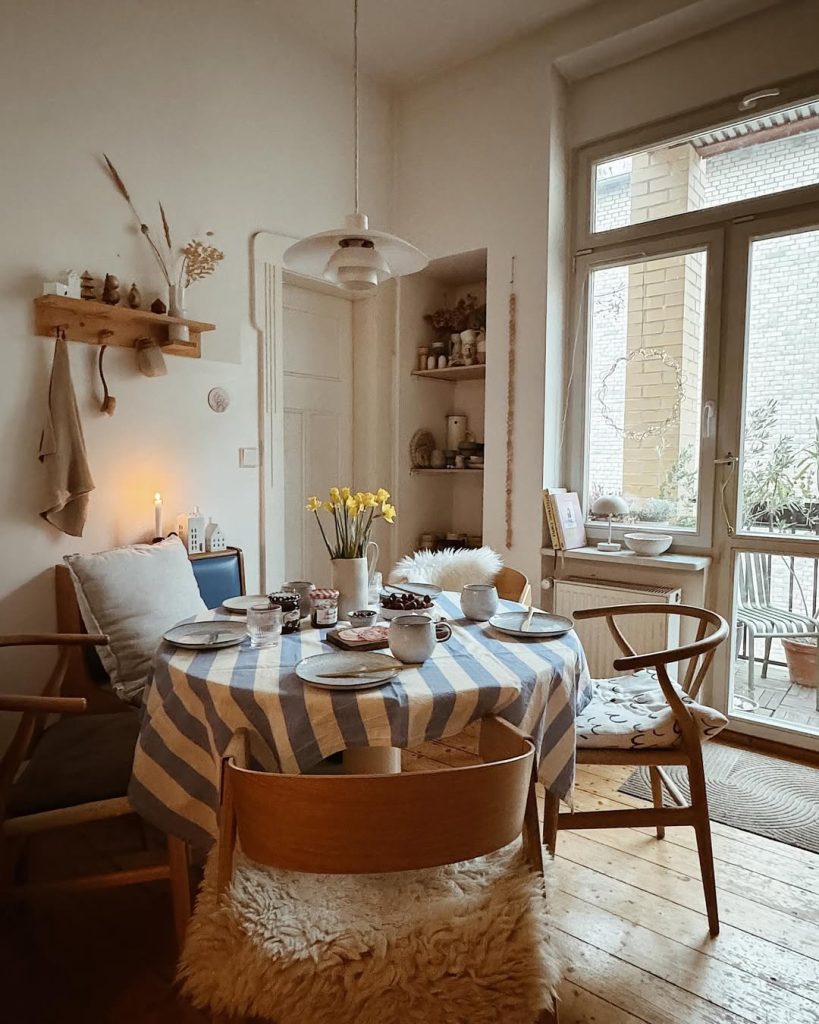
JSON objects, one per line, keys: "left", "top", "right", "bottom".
{"left": 596, "top": 346, "right": 685, "bottom": 443}
{"left": 505, "top": 256, "right": 517, "bottom": 550}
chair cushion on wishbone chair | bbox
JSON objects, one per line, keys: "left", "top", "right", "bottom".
{"left": 7, "top": 710, "right": 141, "bottom": 817}
{"left": 178, "top": 841, "right": 562, "bottom": 1024}
{"left": 576, "top": 670, "right": 728, "bottom": 750}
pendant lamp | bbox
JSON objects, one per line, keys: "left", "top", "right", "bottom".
{"left": 284, "top": 0, "right": 428, "bottom": 293}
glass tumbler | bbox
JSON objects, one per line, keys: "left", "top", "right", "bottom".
{"left": 247, "top": 603, "right": 282, "bottom": 649}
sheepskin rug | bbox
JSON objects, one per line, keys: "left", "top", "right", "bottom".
{"left": 178, "top": 841, "right": 562, "bottom": 1024}
{"left": 390, "top": 546, "right": 503, "bottom": 593}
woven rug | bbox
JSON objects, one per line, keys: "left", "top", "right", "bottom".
{"left": 619, "top": 744, "right": 819, "bottom": 855}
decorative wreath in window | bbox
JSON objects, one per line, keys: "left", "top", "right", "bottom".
{"left": 596, "top": 347, "right": 686, "bottom": 444}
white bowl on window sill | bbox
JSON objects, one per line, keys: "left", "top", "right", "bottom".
{"left": 623, "top": 533, "right": 673, "bottom": 557}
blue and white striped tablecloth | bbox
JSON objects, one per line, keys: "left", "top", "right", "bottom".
{"left": 130, "top": 593, "right": 591, "bottom": 848}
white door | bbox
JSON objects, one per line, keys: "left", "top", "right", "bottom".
{"left": 282, "top": 283, "right": 353, "bottom": 584}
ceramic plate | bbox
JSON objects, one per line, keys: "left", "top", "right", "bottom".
{"left": 222, "top": 595, "right": 271, "bottom": 614}
{"left": 296, "top": 651, "right": 401, "bottom": 690}
{"left": 163, "top": 621, "right": 248, "bottom": 649}
{"left": 488, "top": 611, "right": 573, "bottom": 639}
{"left": 385, "top": 582, "right": 442, "bottom": 598}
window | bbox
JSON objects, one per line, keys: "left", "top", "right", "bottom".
{"left": 592, "top": 100, "right": 819, "bottom": 233}
{"left": 586, "top": 249, "right": 707, "bottom": 531}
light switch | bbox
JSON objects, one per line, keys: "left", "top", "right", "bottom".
{"left": 239, "top": 447, "right": 259, "bottom": 468}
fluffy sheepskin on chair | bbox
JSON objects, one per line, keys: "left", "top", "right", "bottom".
{"left": 390, "top": 546, "right": 503, "bottom": 593}
{"left": 178, "top": 842, "right": 563, "bottom": 1024}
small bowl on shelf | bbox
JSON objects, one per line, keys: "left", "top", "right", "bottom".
{"left": 623, "top": 533, "right": 673, "bottom": 557}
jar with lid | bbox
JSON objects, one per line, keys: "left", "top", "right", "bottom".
{"left": 267, "top": 592, "right": 301, "bottom": 633}
{"left": 310, "top": 588, "right": 339, "bottom": 628}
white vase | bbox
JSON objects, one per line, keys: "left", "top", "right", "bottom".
{"left": 168, "top": 284, "right": 189, "bottom": 343}
{"left": 331, "top": 542, "right": 379, "bottom": 618}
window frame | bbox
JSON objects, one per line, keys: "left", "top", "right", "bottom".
{"left": 566, "top": 70, "right": 819, "bottom": 552}
{"left": 566, "top": 229, "right": 723, "bottom": 551}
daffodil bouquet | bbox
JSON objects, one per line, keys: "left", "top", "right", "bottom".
{"left": 306, "top": 487, "right": 397, "bottom": 559}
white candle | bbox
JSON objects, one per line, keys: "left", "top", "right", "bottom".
{"left": 154, "top": 492, "right": 163, "bottom": 539}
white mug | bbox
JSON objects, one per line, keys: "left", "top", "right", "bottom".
{"left": 389, "top": 614, "right": 452, "bottom": 664}
{"left": 460, "top": 583, "right": 499, "bottom": 622}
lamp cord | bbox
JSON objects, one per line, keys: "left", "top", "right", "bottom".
{"left": 353, "top": 0, "right": 360, "bottom": 214}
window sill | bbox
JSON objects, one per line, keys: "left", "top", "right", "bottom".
{"left": 540, "top": 545, "right": 711, "bottom": 572}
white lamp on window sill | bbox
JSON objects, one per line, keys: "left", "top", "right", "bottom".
{"left": 591, "top": 495, "right": 629, "bottom": 551}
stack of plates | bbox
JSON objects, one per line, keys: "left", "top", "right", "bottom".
{"left": 163, "top": 621, "right": 248, "bottom": 650}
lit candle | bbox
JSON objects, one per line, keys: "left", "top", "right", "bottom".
{"left": 154, "top": 492, "right": 163, "bottom": 539}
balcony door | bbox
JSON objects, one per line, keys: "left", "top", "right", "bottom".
{"left": 712, "top": 207, "right": 819, "bottom": 752}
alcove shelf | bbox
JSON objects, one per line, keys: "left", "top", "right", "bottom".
{"left": 411, "top": 364, "right": 486, "bottom": 383}
{"left": 33, "top": 295, "right": 215, "bottom": 358}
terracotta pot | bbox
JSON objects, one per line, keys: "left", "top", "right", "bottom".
{"left": 781, "top": 637, "right": 818, "bottom": 688}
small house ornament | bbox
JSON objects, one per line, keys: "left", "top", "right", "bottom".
{"left": 176, "top": 506, "right": 206, "bottom": 554}
{"left": 61, "top": 270, "right": 82, "bottom": 298}
{"left": 205, "top": 519, "right": 227, "bottom": 553}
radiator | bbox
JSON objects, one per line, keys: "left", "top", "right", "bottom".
{"left": 553, "top": 577, "right": 682, "bottom": 678}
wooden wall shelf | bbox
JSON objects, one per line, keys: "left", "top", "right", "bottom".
{"left": 33, "top": 295, "right": 215, "bottom": 358}
{"left": 412, "top": 364, "right": 485, "bottom": 383}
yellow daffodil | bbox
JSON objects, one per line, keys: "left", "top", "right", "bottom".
{"left": 361, "top": 491, "right": 378, "bottom": 508}
{"left": 305, "top": 496, "right": 321, "bottom": 512}
{"left": 341, "top": 486, "right": 351, "bottom": 501}
{"left": 375, "top": 488, "right": 390, "bottom": 503}
{"left": 381, "top": 503, "right": 397, "bottom": 524}
{"left": 346, "top": 495, "right": 360, "bottom": 517}
{"left": 322, "top": 501, "right": 334, "bottom": 513}
{"left": 329, "top": 487, "right": 341, "bottom": 504}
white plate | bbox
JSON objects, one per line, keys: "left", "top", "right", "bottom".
{"left": 488, "top": 611, "right": 573, "bottom": 639}
{"left": 385, "top": 582, "right": 442, "bottom": 598}
{"left": 222, "top": 595, "right": 271, "bottom": 614}
{"left": 296, "top": 651, "right": 401, "bottom": 690}
{"left": 163, "top": 621, "right": 248, "bottom": 649}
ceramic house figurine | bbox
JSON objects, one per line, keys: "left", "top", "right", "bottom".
{"left": 61, "top": 270, "right": 82, "bottom": 298}
{"left": 205, "top": 519, "right": 227, "bottom": 553}
{"left": 176, "top": 506, "right": 206, "bottom": 554}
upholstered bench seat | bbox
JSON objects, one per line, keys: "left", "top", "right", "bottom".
{"left": 575, "top": 670, "right": 728, "bottom": 750}
{"left": 7, "top": 710, "right": 141, "bottom": 817}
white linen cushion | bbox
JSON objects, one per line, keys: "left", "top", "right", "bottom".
{"left": 178, "top": 841, "right": 562, "bottom": 1024}
{"left": 390, "top": 546, "right": 503, "bottom": 592}
{"left": 65, "top": 536, "right": 206, "bottom": 702}
{"left": 576, "top": 670, "right": 728, "bottom": 750}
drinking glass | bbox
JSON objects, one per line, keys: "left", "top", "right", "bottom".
{"left": 247, "top": 603, "right": 282, "bottom": 649}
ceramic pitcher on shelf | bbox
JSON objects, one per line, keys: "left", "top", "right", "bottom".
{"left": 331, "top": 541, "right": 379, "bottom": 619}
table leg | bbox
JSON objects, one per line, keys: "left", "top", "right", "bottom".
{"left": 342, "top": 747, "right": 402, "bottom": 774}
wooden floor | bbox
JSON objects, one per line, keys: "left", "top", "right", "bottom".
{"left": 2, "top": 731, "right": 818, "bottom": 1023}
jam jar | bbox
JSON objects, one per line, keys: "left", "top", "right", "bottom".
{"left": 268, "top": 592, "right": 301, "bottom": 634}
{"left": 310, "top": 588, "right": 339, "bottom": 628}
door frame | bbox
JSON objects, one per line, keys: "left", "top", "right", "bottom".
{"left": 710, "top": 204, "right": 819, "bottom": 752}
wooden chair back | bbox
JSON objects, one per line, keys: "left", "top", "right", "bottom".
{"left": 217, "top": 717, "right": 540, "bottom": 891}
{"left": 0, "top": 634, "right": 107, "bottom": 815}
{"left": 495, "top": 567, "right": 532, "bottom": 605}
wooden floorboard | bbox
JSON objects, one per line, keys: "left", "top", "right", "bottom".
{"left": 1, "top": 736, "right": 816, "bottom": 1024}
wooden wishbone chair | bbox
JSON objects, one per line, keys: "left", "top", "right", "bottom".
{"left": 494, "top": 566, "right": 532, "bottom": 605}
{"left": 0, "top": 633, "right": 191, "bottom": 946}
{"left": 204, "top": 717, "right": 556, "bottom": 1023}
{"left": 542, "top": 604, "right": 729, "bottom": 937}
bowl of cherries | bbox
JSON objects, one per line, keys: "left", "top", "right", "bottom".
{"left": 379, "top": 589, "right": 435, "bottom": 620}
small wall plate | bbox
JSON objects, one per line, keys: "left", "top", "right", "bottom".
{"left": 208, "top": 386, "right": 230, "bottom": 413}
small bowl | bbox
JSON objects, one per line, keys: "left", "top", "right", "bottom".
{"left": 623, "top": 533, "right": 673, "bottom": 556}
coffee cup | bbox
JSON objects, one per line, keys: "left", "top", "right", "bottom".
{"left": 389, "top": 613, "right": 452, "bottom": 664}
{"left": 460, "top": 583, "right": 499, "bottom": 622}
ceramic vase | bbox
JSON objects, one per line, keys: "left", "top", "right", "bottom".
{"left": 168, "top": 284, "right": 190, "bottom": 343}
{"left": 331, "top": 541, "right": 379, "bottom": 618}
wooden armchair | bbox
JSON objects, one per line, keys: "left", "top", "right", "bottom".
{"left": 494, "top": 566, "right": 532, "bottom": 604}
{"left": 542, "top": 604, "right": 729, "bottom": 936}
{"left": 0, "top": 633, "right": 191, "bottom": 945}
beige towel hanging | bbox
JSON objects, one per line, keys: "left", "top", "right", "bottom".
{"left": 39, "top": 332, "right": 95, "bottom": 536}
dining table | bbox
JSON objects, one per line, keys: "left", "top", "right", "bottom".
{"left": 130, "top": 592, "right": 592, "bottom": 850}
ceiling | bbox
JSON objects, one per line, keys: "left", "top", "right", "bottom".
{"left": 270, "top": 0, "right": 782, "bottom": 89}
{"left": 271, "top": 0, "right": 599, "bottom": 87}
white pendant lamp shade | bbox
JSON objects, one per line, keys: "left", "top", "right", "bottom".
{"left": 285, "top": 213, "right": 427, "bottom": 293}
{"left": 283, "top": 1, "right": 427, "bottom": 294}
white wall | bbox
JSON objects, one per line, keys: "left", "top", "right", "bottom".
{"left": 393, "top": 38, "right": 566, "bottom": 588}
{"left": 0, "top": 1, "right": 392, "bottom": 679}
